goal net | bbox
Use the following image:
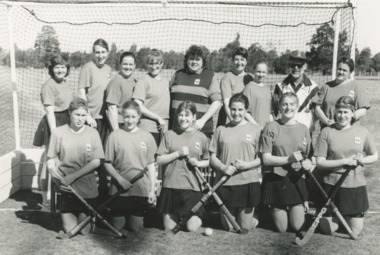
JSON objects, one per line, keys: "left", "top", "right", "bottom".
{"left": 0, "top": 0, "right": 356, "bottom": 154}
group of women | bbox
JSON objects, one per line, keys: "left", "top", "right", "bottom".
{"left": 34, "top": 39, "right": 377, "bottom": 238}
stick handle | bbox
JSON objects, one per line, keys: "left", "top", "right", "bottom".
{"left": 66, "top": 168, "right": 148, "bottom": 238}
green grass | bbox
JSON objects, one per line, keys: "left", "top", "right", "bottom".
{"left": 0, "top": 72, "right": 380, "bottom": 254}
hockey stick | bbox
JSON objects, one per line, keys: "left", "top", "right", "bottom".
{"left": 47, "top": 166, "right": 125, "bottom": 239}
{"left": 63, "top": 168, "right": 149, "bottom": 239}
{"left": 171, "top": 175, "right": 229, "bottom": 234}
{"left": 295, "top": 166, "right": 354, "bottom": 246}
{"left": 303, "top": 169, "right": 359, "bottom": 240}
{"left": 185, "top": 157, "right": 248, "bottom": 234}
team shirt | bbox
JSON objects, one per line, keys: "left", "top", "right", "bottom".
{"left": 210, "top": 122, "right": 261, "bottom": 186}
{"left": 260, "top": 120, "right": 311, "bottom": 177}
{"left": 132, "top": 74, "right": 170, "bottom": 133}
{"left": 47, "top": 125, "right": 105, "bottom": 198}
{"left": 105, "top": 128, "right": 157, "bottom": 197}
{"left": 273, "top": 74, "right": 319, "bottom": 130}
{"left": 313, "top": 79, "right": 370, "bottom": 120}
{"left": 157, "top": 129, "right": 209, "bottom": 191}
{"left": 220, "top": 71, "right": 245, "bottom": 100}
{"left": 78, "top": 61, "right": 112, "bottom": 119}
{"left": 314, "top": 124, "right": 377, "bottom": 188}
{"left": 40, "top": 78, "right": 73, "bottom": 112}
{"left": 170, "top": 69, "right": 222, "bottom": 134}
{"left": 105, "top": 72, "right": 137, "bottom": 123}
{"left": 243, "top": 81, "right": 272, "bottom": 128}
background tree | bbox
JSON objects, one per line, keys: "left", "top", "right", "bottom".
{"left": 371, "top": 52, "right": 380, "bottom": 72}
{"left": 34, "top": 25, "right": 61, "bottom": 66}
{"left": 357, "top": 47, "right": 372, "bottom": 75}
{"left": 306, "top": 23, "right": 349, "bottom": 75}
{"left": 247, "top": 43, "right": 267, "bottom": 73}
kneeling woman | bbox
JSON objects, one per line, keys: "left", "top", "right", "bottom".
{"left": 210, "top": 93, "right": 262, "bottom": 231}
{"left": 47, "top": 98, "right": 104, "bottom": 235}
{"left": 315, "top": 96, "right": 378, "bottom": 236}
{"left": 156, "top": 101, "right": 210, "bottom": 232}
{"left": 104, "top": 101, "right": 157, "bottom": 233}
{"left": 260, "top": 92, "right": 313, "bottom": 233}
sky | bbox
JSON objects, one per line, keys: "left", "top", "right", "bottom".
{"left": 356, "top": 0, "right": 380, "bottom": 54}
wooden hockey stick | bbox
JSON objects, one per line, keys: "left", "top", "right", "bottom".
{"left": 295, "top": 166, "right": 354, "bottom": 246}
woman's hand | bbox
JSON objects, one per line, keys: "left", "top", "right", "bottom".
{"left": 301, "top": 159, "right": 314, "bottom": 172}
{"left": 157, "top": 117, "right": 167, "bottom": 133}
{"left": 178, "top": 146, "right": 189, "bottom": 158}
{"left": 61, "top": 174, "right": 77, "bottom": 186}
{"left": 344, "top": 155, "right": 358, "bottom": 167}
{"left": 288, "top": 150, "right": 304, "bottom": 163}
{"left": 116, "top": 176, "right": 132, "bottom": 191}
{"left": 235, "top": 159, "right": 248, "bottom": 170}
{"left": 222, "top": 164, "right": 237, "bottom": 176}
{"left": 148, "top": 190, "right": 156, "bottom": 205}
{"left": 188, "top": 157, "right": 199, "bottom": 167}
{"left": 86, "top": 115, "right": 97, "bottom": 128}
{"left": 353, "top": 152, "right": 364, "bottom": 165}
{"left": 193, "top": 119, "right": 206, "bottom": 130}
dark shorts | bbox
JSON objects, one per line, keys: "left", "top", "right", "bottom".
{"left": 60, "top": 192, "right": 97, "bottom": 214}
{"left": 262, "top": 173, "right": 308, "bottom": 207}
{"left": 217, "top": 182, "right": 261, "bottom": 209}
{"left": 33, "top": 111, "right": 70, "bottom": 147}
{"left": 157, "top": 188, "right": 204, "bottom": 218}
{"left": 109, "top": 196, "right": 151, "bottom": 217}
{"left": 318, "top": 184, "right": 368, "bottom": 217}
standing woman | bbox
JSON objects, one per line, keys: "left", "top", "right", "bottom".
{"left": 170, "top": 45, "right": 222, "bottom": 138}
{"left": 315, "top": 96, "right": 378, "bottom": 236}
{"left": 133, "top": 49, "right": 170, "bottom": 146}
{"left": 47, "top": 98, "right": 104, "bottom": 235}
{"left": 33, "top": 54, "right": 73, "bottom": 204}
{"left": 210, "top": 93, "right": 261, "bottom": 231}
{"left": 104, "top": 101, "right": 157, "bottom": 233}
{"left": 156, "top": 101, "right": 210, "bottom": 232}
{"left": 105, "top": 51, "right": 137, "bottom": 133}
{"left": 314, "top": 57, "right": 370, "bottom": 127}
{"left": 78, "top": 38, "right": 112, "bottom": 141}
{"left": 260, "top": 92, "right": 313, "bottom": 233}
{"left": 218, "top": 47, "right": 248, "bottom": 125}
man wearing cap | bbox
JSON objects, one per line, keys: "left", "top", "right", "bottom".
{"left": 273, "top": 51, "right": 319, "bottom": 131}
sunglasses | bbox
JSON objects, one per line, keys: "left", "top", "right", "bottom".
{"left": 290, "top": 63, "right": 305, "bottom": 69}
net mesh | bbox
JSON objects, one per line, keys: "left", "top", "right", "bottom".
{"left": 0, "top": 0, "right": 355, "bottom": 151}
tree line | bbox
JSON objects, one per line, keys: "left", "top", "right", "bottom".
{"left": 0, "top": 24, "right": 379, "bottom": 76}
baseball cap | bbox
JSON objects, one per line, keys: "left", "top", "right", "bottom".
{"left": 69, "top": 97, "right": 88, "bottom": 111}
{"left": 290, "top": 51, "right": 306, "bottom": 61}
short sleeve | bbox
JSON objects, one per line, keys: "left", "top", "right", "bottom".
{"left": 354, "top": 83, "right": 370, "bottom": 110}
{"left": 260, "top": 123, "right": 275, "bottom": 154}
{"left": 314, "top": 128, "right": 329, "bottom": 158}
{"left": 91, "top": 129, "right": 105, "bottom": 160}
{"left": 78, "top": 64, "right": 91, "bottom": 89}
{"left": 242, "top": 84, "right": 253, "bottom": 113}
{"left": 157, "top": 132, "right": 171, "bottom": 155}
{"left": 147, "top": 133, "right": 158, "bottom": 164}
{"left": 209, "top": 74, "right": 222, "bottom": 103}
{"left": 47, "top": 130, "right": 59, "bottom": 160}
{"left": 106, "top": 78, "right": 122, "bottom": 105}
{"left": 41, "top": 84, "right": 55, "bottom": 107}
{"left": 220, "top": 75, "right": 233, "bottom": 100}
{"left": 363, "top": 130, "right": 377, "bottom": 156}
{"left": 132, "top": 78, "right": 148, "bottom": 102}
{"left": 312, "top": 83, "right": 327, "bottom": 106}
{"left": 105, "top": 132, "right": 116, "bottom": 163}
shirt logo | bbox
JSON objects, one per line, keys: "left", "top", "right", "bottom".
{"left": 246, "top": 134, "right": 252, "bottom": 142}
{"left": 348, "top": 90, "right": 355, "bottom": 98}
{"left": 195, "top": 142, "right": 200, "bottom": 150}
{"left": 86, "top": 144, "right": 91, "bottom": 152}
{"left": 194, "top": 79, "right": 200, "bottom": 85}
{"left": 140, "top": 141, "right": 147, "bottom": 149}
{"left": 354, "top": 137, "right": 361, "bottom": 144}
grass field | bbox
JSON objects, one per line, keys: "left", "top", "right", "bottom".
{"left": 0, "top": 74, "right": 379, "bottom": 254}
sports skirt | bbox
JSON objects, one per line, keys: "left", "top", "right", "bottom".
{"left": 157, "top": 188, "right": 204, "bottom": 218}
{"left": 59, "top": 191, "right": 97, "bottom": 214}
{"left": 217, "top": 182, "right": 261, "bottom": 209}
{"left": 262, "top": 173, "right": 308, "bottom": 207}
{"left": 108, "top": 196, "right": 150, "bottom": 217}
{"left": 33, "top": 111, "right": 70, "bottom": 147}
{"left": 320, "top": 184, "right": 368, "bottom": 216}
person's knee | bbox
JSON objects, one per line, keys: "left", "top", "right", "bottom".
{"left": 163, "top": 214, "right": 177, "bottom": 230}
{"left": 127, "top": 216, "right": 144, "bottom": 232}
{"left": 186, "top": 216, "right": 202, "bottom": 232}
{"left": 319, "top": 217, "right": 338, "bottom": 235}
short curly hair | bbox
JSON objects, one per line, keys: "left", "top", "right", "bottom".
{"left": 337, "top": 57, "right": 355, "bottom": 73}
{"left": 48, "top": 54, "right": 70, "bottom": 78}
{"left": 184, "top": 45, "right": 207, "bottom": 71}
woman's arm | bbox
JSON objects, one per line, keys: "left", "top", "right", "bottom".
{"left": 134, "top": 99, "right": 167, "bottom": 131}
{"left": 45, "top": 105, "right": 56, "bottom": 131}
{"left": 316, "top": 156, "right": 358, "bottom": 172}
{"left": 107, "top": 104, "right": 120, "bottom": 131}
{"left": 315, "top": 105, "right": 333, "bottom": 126}
{"left": 354, "top": 152, "right": 378, "bottom": 165}
{"left": 104, "top": 162, "right": 132, "bottom": 190}
{"left": 156, "top": 146, "right": 188, "bottom": 166}
{"left": 354, "top": 108, "right": 367, "bottom": 121}
{"left": 147, "top": 162, "right": 157, "bottom": 204}
{"left": 210, "top": 153, "right": 237, "bottom": 176}
{"left": 235, "top": 158, "right": 261, "bottom": 171}
{"left": 193, "top": 101, "right": 223, "bottom": 130}
{"left": 187, "top": 158, "right": 209, "bottom": 168}
{"left": 60, "top": 159, "right": 101, "bottom": 186}
{"left": 223, "top": 98, "right": 232, "bottom": 122}
{"left": 262, "top": 151, "right": 303, "bottom": 166}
